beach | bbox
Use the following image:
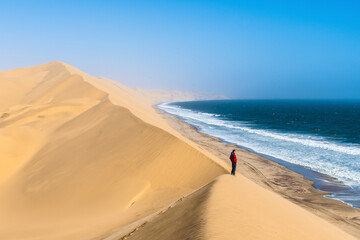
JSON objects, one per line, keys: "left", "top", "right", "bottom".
{"left": 156, "top": 104, "right": 360, "bottom": 238}
{"left": 0, "top": 62, "right": 358, "bottom": 240}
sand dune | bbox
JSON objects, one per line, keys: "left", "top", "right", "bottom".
{"left": 0, "top": 62, "right": 356, "bottom": 240}
{"left": 0, "top": 62, "right": 226, "bottom": 240}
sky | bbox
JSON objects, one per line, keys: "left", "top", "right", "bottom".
{"left": 0, "top": 0, "right": 359, "bottom": 99}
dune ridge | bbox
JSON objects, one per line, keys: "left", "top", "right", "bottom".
{"left": 0, "top": 62, "right": 356, "bottom": 240}
{"left": 105, "top": 175, "right": 357, "bottom": 240}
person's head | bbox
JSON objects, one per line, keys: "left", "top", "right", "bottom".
{"left": 232, "top": 149, "right": 235, "bottom": 153}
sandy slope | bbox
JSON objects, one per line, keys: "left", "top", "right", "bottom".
{"left": 0, "top": 62, "right": 226, "bottom": 240}
{"left": 0, "top": 62, "right": 356, "bottom": 240}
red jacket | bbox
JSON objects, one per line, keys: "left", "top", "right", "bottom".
{"left": 230, "top": 153, "right": 237, "bottom": 163}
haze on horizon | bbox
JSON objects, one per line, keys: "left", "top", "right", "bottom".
{"left": 1, "top": 0, "right": 359, "bottom": 99}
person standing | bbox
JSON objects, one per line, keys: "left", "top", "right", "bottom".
{"left": 229, "top": 149, "right": 237, "bottom": 175}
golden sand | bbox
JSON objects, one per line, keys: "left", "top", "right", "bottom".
{"left": 0, "top": 62, "right": 357, "bottom": 240}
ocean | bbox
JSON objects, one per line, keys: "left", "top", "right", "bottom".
{"left": 158, "top": 99, "right": 360, "bottom": 208}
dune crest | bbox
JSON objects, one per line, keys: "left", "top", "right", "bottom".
{"left": 108, "top": 175, "right": 356, "bottom": 240}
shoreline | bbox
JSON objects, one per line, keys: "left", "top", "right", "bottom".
{"left": 164, "top": 109, "right": 355, "bottom": 206}
{"left": 228, "top": 142, "right": 358, "bottom": 208}
{"left": 155, "top": 105, "right": 360, "bottom": 239}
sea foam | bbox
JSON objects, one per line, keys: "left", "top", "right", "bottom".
{"left": 159, "top": 102, "right": 360, "bottom": 188}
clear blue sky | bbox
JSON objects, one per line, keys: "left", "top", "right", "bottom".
{"left": 1, "top": 0, "right": 359, "bottom": 99}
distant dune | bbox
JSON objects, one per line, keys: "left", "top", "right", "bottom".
{"left": 0, "top": 62, "right": 356, "bottom": 240}
{"left": 132, "top": 88, "right": 229, "bottom": 105}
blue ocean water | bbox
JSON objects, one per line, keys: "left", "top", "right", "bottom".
{"left": 158, "top": 100, "right": 360, "bottom": 208}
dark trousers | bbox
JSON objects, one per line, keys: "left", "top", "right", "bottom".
{"left": 231, "top": 162, "right": 237, "bottom": 175}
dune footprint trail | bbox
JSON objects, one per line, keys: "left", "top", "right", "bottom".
{"left": 115, "top": 175, "right": 356, "bottom": 240}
